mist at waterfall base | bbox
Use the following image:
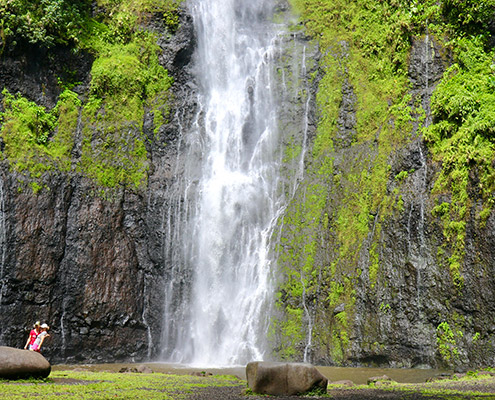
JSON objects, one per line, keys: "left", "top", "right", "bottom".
{"left": 160, "top": 0, "right": 304, "bottom": 367}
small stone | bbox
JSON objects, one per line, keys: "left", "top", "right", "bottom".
{"left": 427, "top": 373, "right": 452, "bottom": 382}
{"left": 374, "top": 380, "right": 393, "bottom": 387}
{"left": 119, "top": 367, "right": 138, "bottom": 373}
{"left": 333, "top": 303, "right": 345, "bottom": 315}
{"left": 367, "top": 375, "right": 394, "bottom": 386}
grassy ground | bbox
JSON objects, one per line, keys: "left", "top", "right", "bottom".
{"left": 2, "top": 369, "right": 495, "bottom": 399}
{"left": 0, "top": 370, "right": 243, "bottom": 399}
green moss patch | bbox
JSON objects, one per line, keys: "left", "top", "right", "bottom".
{"left": 1, "top": 88, "right": 80, "bottom": 191}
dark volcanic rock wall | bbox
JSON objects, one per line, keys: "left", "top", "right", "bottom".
{"left": 0, "top": 11, "right": 196, "bottom": 363}
{"left": 0, "top": 174, "right": 149, "bottom": 362}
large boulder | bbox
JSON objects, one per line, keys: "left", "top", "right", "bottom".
{"left": 246, "top": 361, "right": 328, "bottom": 396}
{"left": 0, "top": 346, "right": 51, "bottom": 379}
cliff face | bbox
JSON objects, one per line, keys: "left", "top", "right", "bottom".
{"left": 273, "top": 1, "right": 495, "bottom": 370}
{"left": 1, "top": 0, "right": 494, "bottom": 370}
{"left": 0, "top": 7, "right": 196, "bottom": 363}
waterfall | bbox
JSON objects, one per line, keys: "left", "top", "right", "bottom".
{"left": 412, "top": 28, "right": 433, "bottom": 365}
{"left": 0, "top": 177, "right": 6, "bottom": 346}
{"left": 161, "top": 0, "right": 302, "bottom": 366}
{"left": 0, "top": 177, "right": 6, "bottom": 311}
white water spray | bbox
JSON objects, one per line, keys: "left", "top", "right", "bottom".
{"left": 0, "top": 178, "right": 7, "bottom": 311}
{"left": 161, "top": 0, "right": 302, "bottom": 366}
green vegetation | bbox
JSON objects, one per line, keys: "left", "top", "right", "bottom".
{"left": 426, "top": 34, "right": 495, "bottom": 289}
{"left": 380, "top": 370, "right": 495, "bottom": 399}
{"left": 79, "top": 0, "right": 176, "bottom": 190}
{"left": 4, "top": 369, "right": 495, "bottom": 399}
{"left": 0, "top": 0, "right": 182, "bottom": 51}
{"left": 0, "top": 0, "right": 90, "bottom": 49}
{"left": 0, "top": 370, "right": 241, "bottom": 399}
{"left": 0, "top": 0, "right": 181, "bottom": 193}
{"left": 1, "top": 88, "right": 80, "bottom": 190}
{"left": 436, "top": 321, "right": 461, "bottom": 364}
{"left": 274, "top": 0, "right": 495, "bottom": 364}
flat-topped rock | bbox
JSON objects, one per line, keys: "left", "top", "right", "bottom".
{"left": 246, "top": 361, "right": 328, "bottom": 396}
{"left": 0, "top": 346, "right": 51, "bottom": 379}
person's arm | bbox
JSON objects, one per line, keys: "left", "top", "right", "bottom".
{"left": 38, "top": 334, "right": 49, "bottom": 350}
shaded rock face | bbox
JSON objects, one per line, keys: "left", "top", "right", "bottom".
{"left": 334, "top": 41, "right": 357, "bottom": 149}
{"left": 0, "top": 44, "right": 93, "bottom": 111}
{"left": 0, "top": 10, "right": 197, "bottom": 363}
{"left": 347, "top": 36, "right": 451, "bottom": 368}
{"left": 347, "top": 36, "right": 455, "bottom": 368}
{"left": 273, "top": 26, "right": 495, "bottom": 369}
{"left": 0, "top": 139, "right": 162, "bottom": 364}
{"left": 0, "top": 346, "right": 51, "bottom": 379}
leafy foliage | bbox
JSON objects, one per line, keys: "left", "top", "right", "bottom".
{"left": 436, "top": 321, "right": 462, "bottom": 365}
{"left": 77, "top": 0, "right": 176, "bottom": 190}
{"left": 425, "top": 34, "right": 495, "bottom": 288}
{"left": 0, "top": 0, "right": 180, "bottom": 192}
{"left": 440, "top": 0, "right": 495, "bottom": 38}
{"left": 0, "top": 0, "right": 90, "bottom": 49}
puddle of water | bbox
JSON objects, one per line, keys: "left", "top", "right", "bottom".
{"left": 53, "top": 363, "right": 448, "bottom": 385}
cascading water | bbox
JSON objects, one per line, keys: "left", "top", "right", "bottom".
{"left": 410, "top": 28, "right": 433, "bottom": 365}
{"left": 0, "top": 178, "right": 6, "bottom": 311}
{"left": 161, "top": 0, "right": 306, "bottom": 366}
